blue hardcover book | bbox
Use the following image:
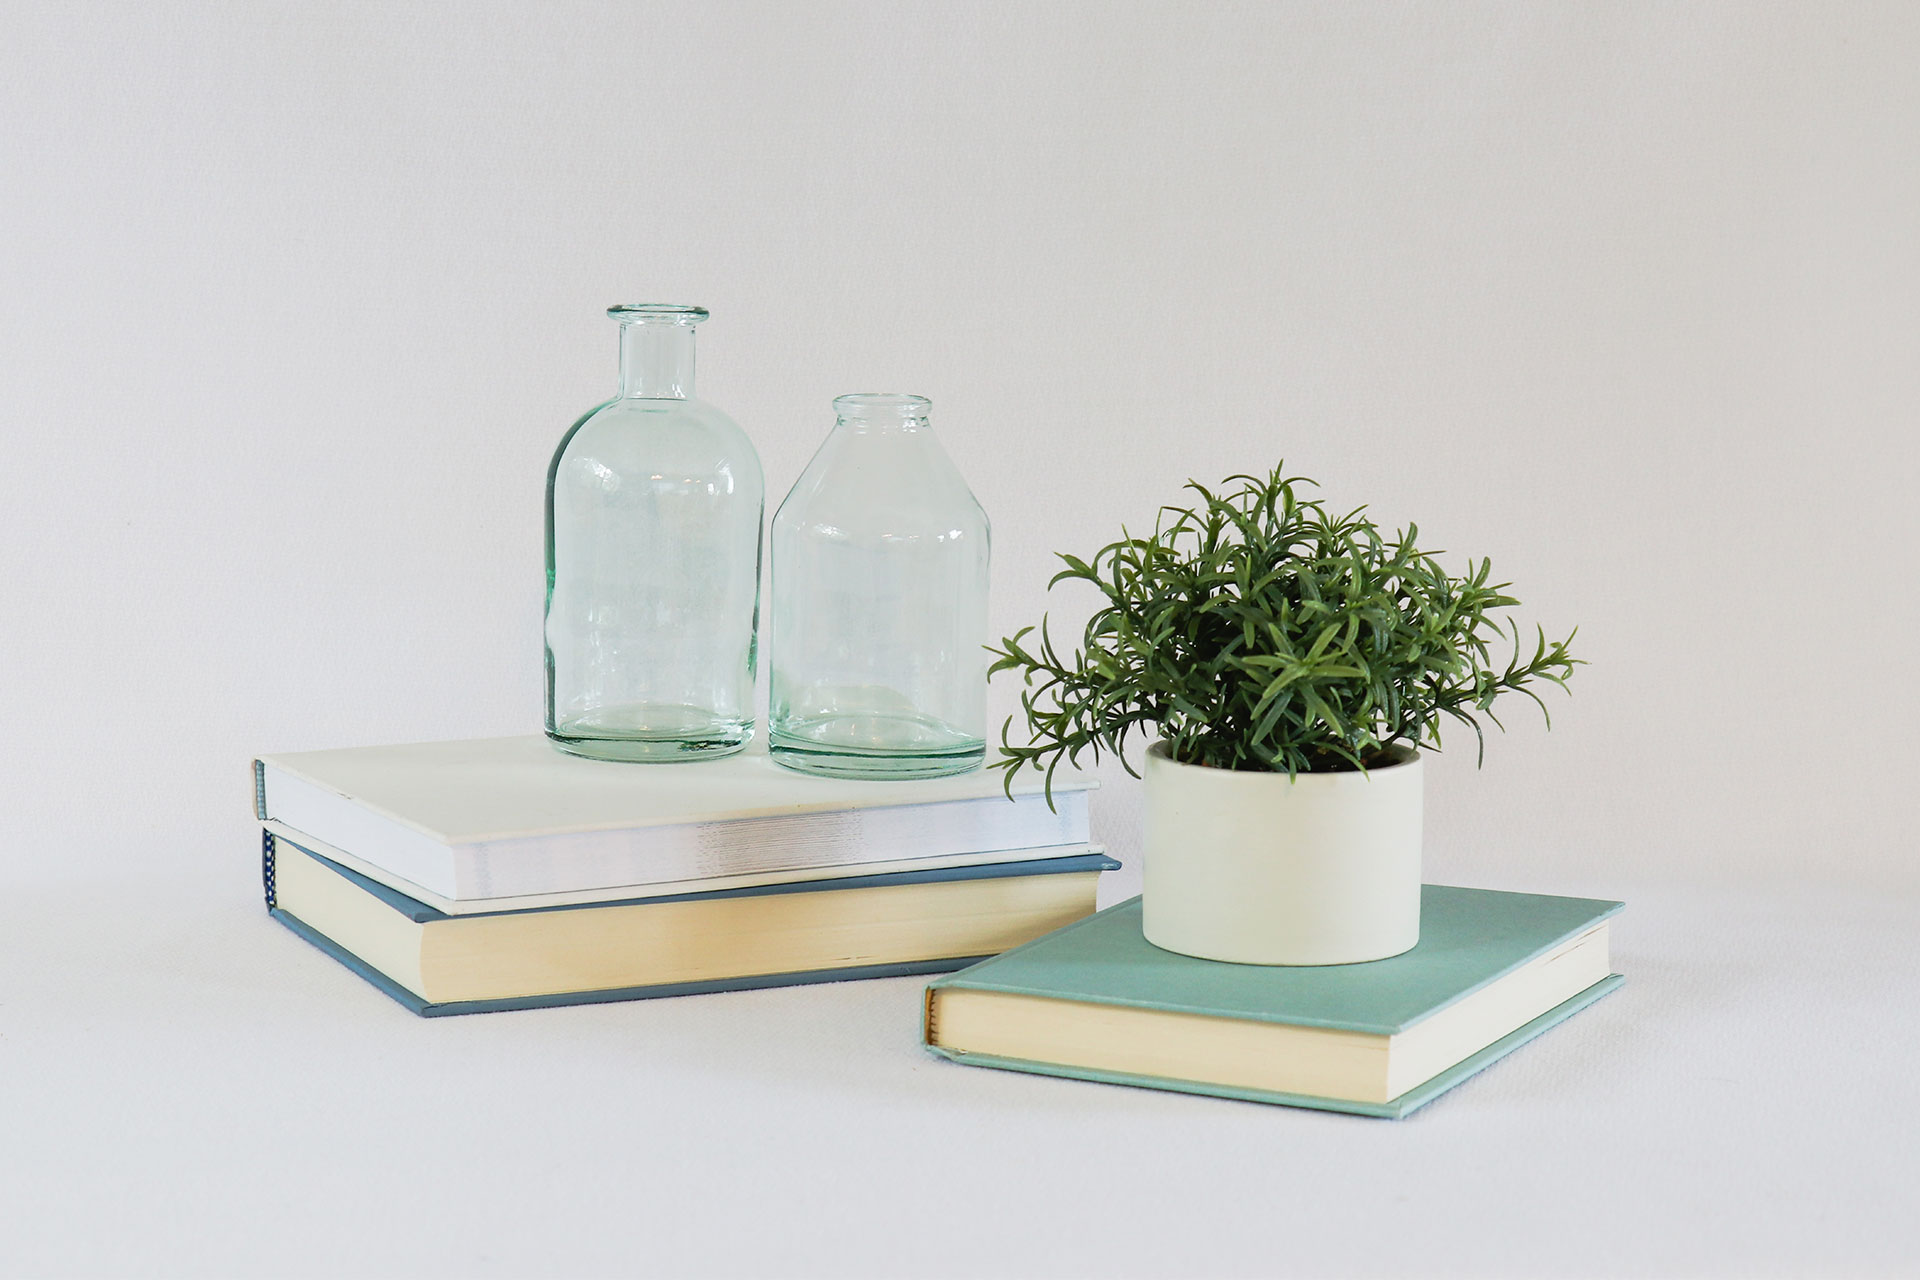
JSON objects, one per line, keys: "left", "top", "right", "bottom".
{"left": 924, "top": 888, "right": 1623, "bottom": 1118}
{"left": 264, "top": 830, "right": 1118, "bottom": 1017}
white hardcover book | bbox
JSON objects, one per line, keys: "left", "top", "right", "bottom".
{"left": 263, "top": 821, "right": 1109, "bottom": 917}
{"left": 252, "top": 735, "right": 1094, "bottom": 903}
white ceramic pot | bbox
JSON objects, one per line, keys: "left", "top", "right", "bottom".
{"left": 1141, "top": 741, "right": 1423, "bottom": 965}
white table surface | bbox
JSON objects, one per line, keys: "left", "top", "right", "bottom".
{"left": 6, "top": 863, "right": 1917, "bottom": 1278}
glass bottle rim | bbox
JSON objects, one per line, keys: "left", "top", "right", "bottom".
{"left": 834, "top": 392, "right": 932, "bottom": 419}
{"left": 608, "top": 303, "right": 709, "bottom": 325}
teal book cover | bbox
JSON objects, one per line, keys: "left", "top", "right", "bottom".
{"left": 924, "top": 887, "right": 1623, "bottom": 1118}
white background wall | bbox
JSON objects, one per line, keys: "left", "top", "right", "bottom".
{"left": 3, "top": 4, "right": 1918, "bottom": 1275}
{"left": 5, "top": 2, "right": 1916, "bottom": 894}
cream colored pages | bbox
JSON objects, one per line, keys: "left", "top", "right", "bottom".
{"left": 931, "top": 988, "right": 1395, "bottom": 1101}
{"left": 271, "top": 834, "right": 1103, "bottom": 1006}
{"left": 1385, "top": 925, "right": 1612, "bottom": 1097}
{"left": 928, "top": 924, "right": 1613, "bottom": 1105}
{"left": 422, "top": 873, "right": 1103, "bottom": 1003}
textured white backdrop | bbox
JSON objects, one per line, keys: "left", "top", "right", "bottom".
{"left": 3, "top": 3, "right": 1917, "bottom": 1276}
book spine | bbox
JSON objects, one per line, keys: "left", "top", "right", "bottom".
{"left": 262, "top": 828, "right": 277, "bottom": 911}
{"left": 253, "top": 758, "right": 268, "bottom": 821}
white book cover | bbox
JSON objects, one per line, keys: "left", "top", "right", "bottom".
{"left": 262, "top": 820, "right": 1110, "bottom": 917}
{"left": 253, "top": 735, "right": 1095, "bottom": 901}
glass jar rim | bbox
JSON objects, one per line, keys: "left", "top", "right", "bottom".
{"left": 834, "top": 393, "right": 932, "bottom": 418}
{"left": 608, "top": 303, "right": 709, "bottom": 325}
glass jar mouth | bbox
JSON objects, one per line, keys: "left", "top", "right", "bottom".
{"left": 608, "top": 303, "right": 709, "bottom": 325}
{"left": 834, "top": 393, "right": 932, "bottom": 420}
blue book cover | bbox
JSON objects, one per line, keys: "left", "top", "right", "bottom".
{"left": 265, "top": 830, "right": 1119, "bottom": 1017}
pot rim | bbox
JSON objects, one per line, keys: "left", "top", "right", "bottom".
{"left": 1145, "top": 739, "right": 1421, "bottom": 775}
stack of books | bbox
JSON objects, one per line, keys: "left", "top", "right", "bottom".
{"left": 255, "top": 735, "right": 1113, "bottom": 1016}
{"left": 256, "top": 734, "right": 1619, "bottom": 1117}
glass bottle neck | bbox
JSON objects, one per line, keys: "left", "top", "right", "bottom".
{"left": 619, "top": 323, "right": 697, "bottom": 399}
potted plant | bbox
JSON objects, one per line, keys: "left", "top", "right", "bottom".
{"left": 989, "top": 468, "right": 1579, "bottom": 965}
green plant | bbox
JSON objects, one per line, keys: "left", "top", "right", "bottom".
{"left": 988, "top": 467, "right": 1579, "bottom": 792}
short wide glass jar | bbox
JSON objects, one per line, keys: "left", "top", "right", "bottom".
{"left": 768, "top": 394, "right": 989, "bottom": 778}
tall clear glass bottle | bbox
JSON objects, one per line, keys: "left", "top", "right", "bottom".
{"left": 545, "top": 304, "right": 763, "bottom": 761}
{"left": 769, "top": 393, "right": 989, "bottom": 778}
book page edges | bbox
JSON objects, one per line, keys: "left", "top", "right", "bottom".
{"left": 930, "top": 986, "right": 1394, "bottom": 1101}
{"left": 1384, "top": 924, "right": 1612, "bottom": 1096}
{"left": 271, "top": 838, "right": 1106, "bottom": 1007}
{"left": 924, "top": 975, "right": 1624, "bottom": 1118}
{"left": 925, "top": 925, "right": 1613, "bottom": 1104}
{"left": 273, "top": 843, "right": 428, "bottom": 996}
{"left": 271, "top": 912, "right": 989, "bottom": 1018}
{"left": 419, "top": 873, "right": 1102, "bottom": 1002}
{"left": 264, "top": 820, "right": 1109, "bottom": 914}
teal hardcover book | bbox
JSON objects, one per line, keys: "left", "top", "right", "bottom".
{"left": 265, "top": 831, "right": 1118, "bottom": 1017}
{"left": 923, "top": 887, "right": 1623, "bottom": 1118}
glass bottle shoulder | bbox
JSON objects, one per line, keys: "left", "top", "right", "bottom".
{"left": 549, "top": 397, "right": 764, "bottom": 498}
{"left": 772, "top": 429, "right": 986, "bottom": 543}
